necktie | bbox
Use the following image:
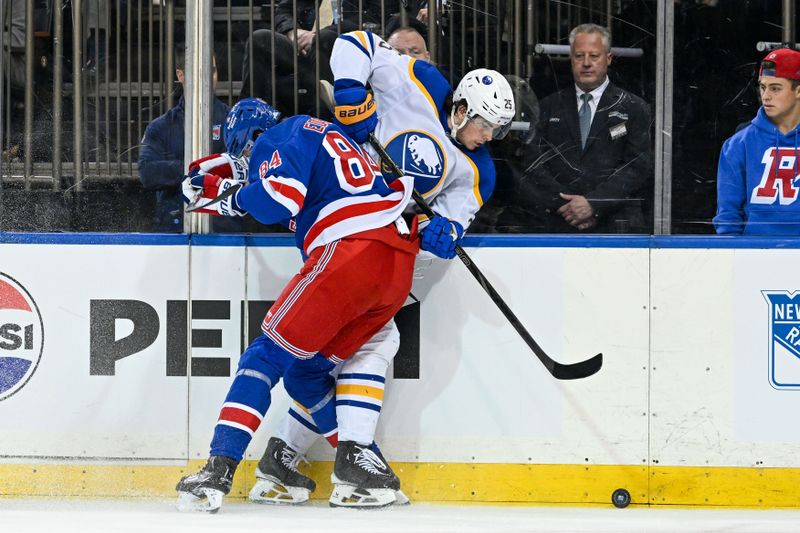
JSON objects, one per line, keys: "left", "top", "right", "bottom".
{"left": 579, "top": 93, "right": 593, "bottom": 148}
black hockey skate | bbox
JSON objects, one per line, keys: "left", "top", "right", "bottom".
{"left": 175, "top": 455, "right": 237, "bottom": 513}
{"left": 249, "top": 436, "right": 316, "bottom": 505}
{"left": 329, "top": 440, "right": 402, "bottom": 508}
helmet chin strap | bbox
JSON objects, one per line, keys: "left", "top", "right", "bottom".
{"left": 449, "top": 106, "right": 469, "bottom": 144}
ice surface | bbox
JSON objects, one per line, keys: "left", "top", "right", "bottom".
{"left": 1, "top": 498, "right": 800, "bottom": 533}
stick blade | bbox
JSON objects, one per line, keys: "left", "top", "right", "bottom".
{"left": 550, "top": 353, "right": 603, "bottom": 380}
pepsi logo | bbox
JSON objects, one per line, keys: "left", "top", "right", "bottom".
{"left": 0, "top": 273, "right": 44, "bottom": 401}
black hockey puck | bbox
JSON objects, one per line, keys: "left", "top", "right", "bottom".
{"left": 612, "top": 488, "right": 631, "bottom": 508}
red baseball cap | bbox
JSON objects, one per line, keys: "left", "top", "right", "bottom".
{"left": 760, "top": 48, "right": 800, "bottom": 81}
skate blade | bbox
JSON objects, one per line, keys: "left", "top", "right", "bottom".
{"left": 395, "top": 489, "right": 411, "bottom": 506}
{"left": 176, "top": 489, "right": 224, "bottom": 513}
{"left": 249, "top": 475, "right": 311, "bottom": 505}
{"left": 329, "top": 483, "right": 398, "bottom": 509}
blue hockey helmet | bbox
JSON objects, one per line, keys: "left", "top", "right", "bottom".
{"left": 224, "top": 97, "right": 281, "bottom": 158}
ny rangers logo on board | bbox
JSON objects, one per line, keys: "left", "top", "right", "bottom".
{"left": 383, "top": 131, "right": 446, "bottom": 196}
{"left": 0, "top": 273, "right": 45, "bottom": 401}
{"left": 763, "top": 291, "right": 800, "bottom": 390}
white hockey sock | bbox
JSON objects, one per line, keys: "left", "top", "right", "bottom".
{"left": 335, "top": 372, "right": 384, "bottom": 444}
{"left": 335, "top": 319, "right": 397, "bottom": 445}
{"left": 276, "top": 403, "right": 323, "bottom": 455}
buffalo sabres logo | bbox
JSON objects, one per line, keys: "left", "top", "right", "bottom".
{"left": 763, "top": 291, "right": 800, "bottom": 389}
{"left": 383, "top": 131, "right": 447, "bottom": 196}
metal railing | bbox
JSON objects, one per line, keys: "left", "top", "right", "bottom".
{"left": 2, "top": 1, "right": 623, "bottom": 190}
{"left": 4, "top": 1, "right": 789, "bottom": 234}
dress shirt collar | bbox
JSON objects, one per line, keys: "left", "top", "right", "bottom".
{"left": 575, "top": 76, "right": 610, "bottom": 104}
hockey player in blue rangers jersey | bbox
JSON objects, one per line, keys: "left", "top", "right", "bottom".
{"left": 247, "top": 31, "right": 517, "bottom": 508}
{"left": 175, "top": 98, "right": 420, "bottom": 513}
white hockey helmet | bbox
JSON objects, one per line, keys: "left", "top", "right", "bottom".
{"left": 451, "top": 68, "right": 516, "bottom": 141}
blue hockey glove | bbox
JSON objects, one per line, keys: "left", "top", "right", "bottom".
{"left": 333, "top": 80, "right": 377, "bottom": 144}
{"left": 420, "top": 216, "right": 464, "bottom": 259}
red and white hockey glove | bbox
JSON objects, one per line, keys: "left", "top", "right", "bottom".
{"left": 187, "top": 152, "right": 248, "bottom": 182}
{"left": 181, "top": 173, "right": 246, "bottom": 217}
{"left": 181, "top": 153, "right": 248, "bottom": 216}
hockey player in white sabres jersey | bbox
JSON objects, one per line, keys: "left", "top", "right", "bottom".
{"left": 175, "top": 98, "right": 420, "bottom": 513}
{"left": 248, "top": 32, "right": 516, "bottom": 508}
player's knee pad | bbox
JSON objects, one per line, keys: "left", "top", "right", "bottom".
{"left": 237, "top": 334, "right": 296, "bottom": 388}
{"left": 284, "top": 354, "right": 336, "bottom": 410}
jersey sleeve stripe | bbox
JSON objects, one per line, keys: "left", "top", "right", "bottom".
{"left": 464, "top": 153, "right": 484, "bottom": 206}
{"left": 341, "top": 33, "right": 371, "bottom": 60}
{"left": 262, "top": 175, "right": 306, "bottom": 216}
{"left": 408, "top": 58, "right": 438, "bottom": 117}
{"left": 354, "top": 31, "right": 371, "bottom": 56}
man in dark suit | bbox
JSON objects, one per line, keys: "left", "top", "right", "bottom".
{"left": 520, "top": 23, "right": 652, "bottom": 233}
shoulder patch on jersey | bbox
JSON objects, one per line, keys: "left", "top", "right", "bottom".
{"left": 383, "top": 131, "right": 447, "bottom": 196}
{"left": 303, "top": 117, "right": 329, "bottom": 133}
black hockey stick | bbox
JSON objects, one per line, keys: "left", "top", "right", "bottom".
{"left": 369, "top": 134, "right": 602, "bottom": 380}
{"left": 186, "top": 182, "right": 243, "bottom": 213}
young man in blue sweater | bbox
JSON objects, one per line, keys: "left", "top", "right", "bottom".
{"left": 714, "top": 48, "right": 800, "bottom": 235}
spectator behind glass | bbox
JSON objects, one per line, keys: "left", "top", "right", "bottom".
{"left": 386, "top": 25, "right": 431, "bottom": 62}
{"left": 137, "top": 46, "right": 237, "bottom": 233}
{"left": 518, "top": 23, "right": 652, "bottom": 233}
{"left": 1, "top": 0, "right": 25, "bottom": 91}
{"left": 240, "top": 0, "right": 412, "bottom": 117}
{"left": 2, "top": 0, "right": 25, "bottom": 162}
{"left": 714, "top": 48, "right": 800, "bottom": 235}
